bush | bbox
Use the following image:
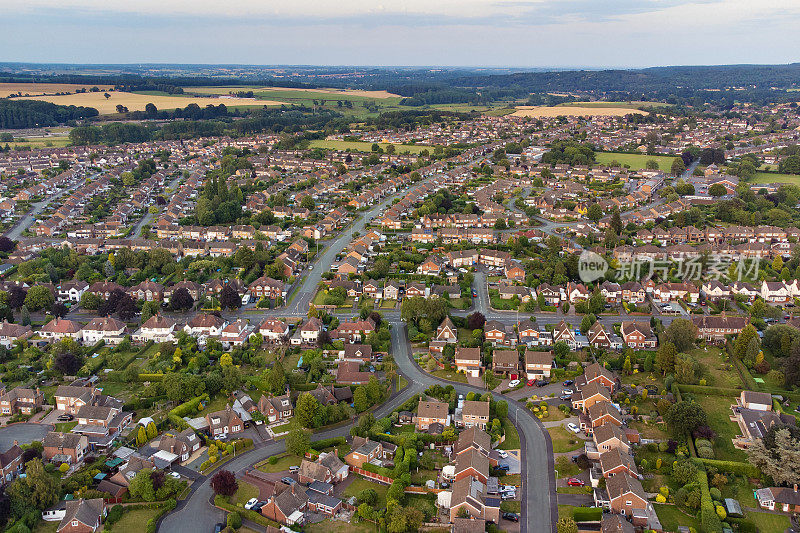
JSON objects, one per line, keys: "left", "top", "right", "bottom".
{"left": 59, "top": 462, "right": 69, "bottom": 473}
{"left": 697, "top": 445, "right": 715, "bottom": 459}
{"left": 107, "top": 504, "right": 124, "bottom": 524}
{"left": 227, "top": 511, "right": 242, "bottom": 529}
{"left": 656, "top": 494, "right": 667, "bottom": 503}
{"left": 710, "top": 487, "right": 722, "bottom": 500}
{"left": 309, "top": 437, "right": 347, "bottom": 450}
{"left": 698, "top": 459, "right": 760, "bottom": 478}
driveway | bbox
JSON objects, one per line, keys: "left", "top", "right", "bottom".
{"left": 0, "top": 423, "right": 51, "bottom": 448}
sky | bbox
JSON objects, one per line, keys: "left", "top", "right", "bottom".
{"left": 3, "top": 0, "right": 800, "bottom": 67}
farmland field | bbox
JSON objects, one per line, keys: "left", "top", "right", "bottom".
{"left": 594, "top": 151, "right": 679, "bottom": 171}
{"left": 6, "top": 135, "right": 71, "bottom": 149}
{"left": 14, "top": 91, "right": 282, "bottom": 114}
{"left": 558, "top": 101, "right": 672, "bottom": 109}
{"left": 750, "top": 171, "right": 800, "bottom": 185}
{"left": 512, "top": 105, "right": 647, "bottom": 118}
{"left": 308, "top": 139, "right": 434, "bottom": 154}
{"left": 186, "top": 86, "right": 400, "bottom": 99}
{"left": 0, "top": 82, "right": 115, "bottom": 98}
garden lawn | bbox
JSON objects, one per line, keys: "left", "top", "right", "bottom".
{"left": 257, "top": 453, "right": 301, "bottom": 473}
{"left": 557, "top": 486, "right": 592, "bottom": 494}
{"left": 653, "top": 504, "right": 702, "bottom": 532}
{"left": 55, "top": 421, "right": 78, "bottom": 433}
{"left": 594, "top": 152, "right": 679, "bottom": 172}
{"left": 306, "top": 520, "right": 377, "bottom": 533}
{"left": 110, "top": 508, "right": 161, "bottom": 533}
{"left": 554, "top": 456, "right": 582, "bottom": 478}
{"left": 694, "top": 394, "right": 748, "bottom": 461}
{"left": 500, "top": 501, "right": 521, "bottom": 513}
{"left": 32, "top": 521, "right": 58, "bottom": 533}
{"left": 498, "top": 418, "right": 520, "bottom": 450}
{"left": 548, "top": 426, "right": 584, "bottom": 453}
{"left": 689, "top": 347, "right": 743, "bottom": 388}
{"left": 343, "top": 476, "right": 389, "bottom": 508}
{"left": 430, "top": 369, "right": 468, "bottom": 383}
{"left": 231, "top": 480, "right": 260, "bottom": 506}
{"left": 629, "top": 419, "right": 669, "bottom": 440}
{"left": 746, "top": 510, "right": 791, "bottom": 532}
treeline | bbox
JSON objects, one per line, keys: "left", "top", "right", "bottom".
{"left": 126, "top": 103, "right": 234, "bottom": 121}
{"left": 366, "top": 109, "right": 475, "bottom": 130}
{"left": 114, "top": 82, "right": 184, "bottom": 94}
{"left": 0, "top": 100, "right": 98, "bottom": 129}
{"left": 0, "top": 72, "right": 320, "bottom": 90}
{"left": 68, "top": 107, "right": 348, "bottom": 145}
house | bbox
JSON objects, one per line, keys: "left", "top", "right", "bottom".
{"left": 756, "top": 486, "right": 800, "bottom": 513}
{"left": 586, "top": 401, "right": 623, "bottom": 430}
{"left": 453, "top": 448, "right": 490, "bottom": 484}
{"left": 761, "top": 281, "right": 791, "bottom": 303}
{"left": 298, "top": 317, "right": 323, "bottom": 345}
{"left": 592, "top": 424, "right": 631, "bottom": 457}
{"left": 600, "top": 281, "right": 622, "bottom": 303}
{"left": 417, "top": 399, "right": 449, "bottom": 430}
{"left": 341, "top": 343, "right": 373, "bottom": 363}
{"left": 620, "top": 322, "right": 656, "bottom": 349}
{"left": 505, "top": 262, "right": 526, "bottom": 282}
{"left": 454, "top": 347, "right": 482, "bottom": 377}
{"left": 448, "top": 476, "right": 500, "bottom": 523}
{"left": 43, "top": 432, "right": 88, "bottom": 465}
{"left": 298, "top": 459, "right": 333, "bottom": 484}
{"left": 57, "top": 498, "right": 105, "bottom": 533}
{"left": 345, "top": 437, "right": 384, "bottom": 468}
{"left": 132, "top": 315, "right": 177, "bottom": 343}
{"left": 740, "top": 390, "right": 773, "bottom": 411}
{"left": 730, "top": 393, "right": 795, "bottom": 449}
{"left": 0, "top": 443, "right": 23, "bottom": 483}
{"left": 577, "top": 363, "right": 618, "bottom": 393}
{"left": 258, "top": 394, "right": 293, "bottom": 423}
{"left": 334, "top": 317, "right": 375, "bottom": 343}
{"left": 158, "top": 429, "right": 201, "bottom": 462}
{"left": 601, "top": 514, "right": 636, "bottom": 533}
{"left": 261, "top": 483, "right": 308, "bottom": 526}
{"left": 483, "top": 321, "right": 505, "bottom": 345}
{"left": 537, "top": 284, "right": 564, "bottom": 306}
{"left": 205, "top": 406, "right": 243, "bottom": 437}
{"left": 572, "top": 382, "right": 612, "bottom": 412}
{"left": 184, "top": 313, "right": 226, "bottom": 337}
{"left": 606, "top": 473, "right": 649, "bottom": 516}
{"left": 39, "top": 318, "right": 83, "bottom": 342}
{"left": 600, "top": 448, "right": 639, "bottom": 479}
{"left": 701, "top": 280, "right": 731, "bottom": 301}
{"left": 57, "top": 280, "right": 89, "bottom": 303}
{"left": 492, "top": 350, "right": 519, "bottom": 379}
{"left": 81, "top": 317, "right": 126, "bottom": 346}
{"left": 552, "top": 320, "right": 577, "bottom": 349}
{"left": 259, "top": 318, "right": 289, "bottom": 343}
{"left": 692, "top": 314, "right": 748, "bottom": 343}
{"left": 0, "top": 386, "right": 43, "bottom": 415}
{"left": 54, "top": 385, "right": 97, "bottom": 414}
{"left": 461, "top": 400, "right": 490, "bottom": 430}
{"left": 220, "top": 319, "right": 251, "bottom": 347}
{"left": 249, "top": 276, "right": 286, "bottom": 301}
{"left": 524, "top": 350, "right": 553, "bottom": 380}
{"left": 0, "top": 321, "right": 32, "bottom": 348}
{"left": 335, "top": 360, "right": 372, "bottom": 385}
{"left": 128, "top": 281, "right": 164, "bottom": 302}
{"left": 588, "top": 322, "right": 621, "bottom": 350}
{"left": 455, "top": 427, "right": 492, "bottom": 458}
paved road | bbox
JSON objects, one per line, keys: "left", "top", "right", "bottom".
{"left": 4, "top": 176, "right": 90, "bottom": 240}
{"left": 0, "top": 423, "right": 52, "bottom": 449}
{"left": 133, "top": 173, "right": 184, "bottom": 238}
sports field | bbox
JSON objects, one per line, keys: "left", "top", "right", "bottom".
{"left": 512, "top": 105, "right": 647, "bottom": 118}
{"left": 594, "top": 151, "right": 679, "bottom": 171}
{"left": 14, "top": 91, "right": 282, "bottom": 114}
{"left": 750, "top": 171, "right": 800, "bottom": 185}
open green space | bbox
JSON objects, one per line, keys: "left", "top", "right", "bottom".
{"left": 689, "top": 347, "right": 743, "bottom": 388}
{"left": 257, "top": 453, "right": 301, "bottom": 473}
{"left": 430, "top": 368, "right": 468, "bottom": 383}
{"left": 498, "top": 418, "right": 521, "bottom": 450}
{"left": 306, "top": 520, "right": 377, "bottom": 533}
{"left": 9, "top": 136, "right": 71, "bottom": 149}
{"left": 231, "top": 480, "right": 260, "bottom": 506}
{"left": 308, "top": 140, "right": 435, "bottom": 155}
{"left": 750, "top": 172, "right": 800, "bottom": 185}
{"left": 594, "top": 151, "right": 680, "bottom": 171}
{"left": 548, "top": 426, "right": 584, "bottom": 453}
{"left": 746, "top": 510, "right": 791, "bottom": 532}
{"left": 343, "top": 476, "right": 389, "bottom": 508}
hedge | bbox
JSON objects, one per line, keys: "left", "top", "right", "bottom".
{"left": 695, "top": 462, "right": 722, "bottom": 533}
{"left": 727, "top": 517, "right": 757, "bottom": 533}
{"left": 214, "top": 495, "right": 281, "bottom": 529}
{"left": 572, "top": 507, "right": 602, "bottom": 522}
{"left": 144, "top": 498, "right": 176, "bottom": 533}
{"left": 293, "top": 383, "right": 320, "bottom": 392}
{"left": 168, "top": 394, "right": 209, "bottom": 429}
{"left": 676, "top": 384, "right": 742, "bottom": 397}
{"left": 698, "top": 459, "right": 761, "bottom": 479}
{"left": 138, "top": 373, "right": 165, "bottom": 382}
{"left": 732, "top": 357, "right": 759, "bottom": 390}
{"left": 310, "top": 437, "right": 346, "bottom": 450}
{"left": 361, "top": 462, "right": 395, "bottom": 477}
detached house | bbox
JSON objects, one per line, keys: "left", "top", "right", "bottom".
{"left": 258, "top": 394, "right": 293, "bottom": 423}
{"left": 620, "top": 322, "right": 656, "bottom": 349}
{"left": 455, "top": 347, "right": 482, "bottom": 377}
{"left": 205, "top": 406, "right": 243, "bottom": 437}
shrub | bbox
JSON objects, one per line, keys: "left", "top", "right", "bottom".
{"left": 697, "top": 446, "right": 715, "bottom": 459}
{"left": 656, "top": 494, "right": 667, "bottom": 503}
{"left": 710, "top": 487, "right": 722, "bottom": 500}
{"left": 59, "top": 463, "right": 69, "bottom": 473}
{"left": 107, "top": 504, "right": 124, "bottom": 524}
{"left": 695, "top": 439, "right": 713, "bottom": 448}
{"left": 227, "top": 511, "right": 242, "bottom": 529}
{"left": 660, "top": 486, "right": 669, "bottom": 496}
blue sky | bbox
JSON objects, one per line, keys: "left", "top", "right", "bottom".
{"left": 3, "top": 0, "right": 800, "bottom": 67}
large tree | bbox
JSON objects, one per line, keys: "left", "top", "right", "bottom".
{"left": 664, "top": 318, "right": 698, "bottom": 352}
{"left": 23, "top": 285, "right": 54, "bottom": 312}
{"left": 210, "top": 469, "right": 238, "bottom": 497}
{"left": 170, "top": 288, "right": 194, "bottom": 311}
{"left": 665, "top": 400, "right": 707, "bottom": 436}
{"left": 286, "top": 429, "right": 310, "bottom": 457}
{"left": 748, "top": 425, "right": 800, "bottom": 485}
{"left": 6, "top": 458, "right": 59, "bottom": 511}
{"left": 220, "top": 284, "right": 242, "bottom": 310}
{"left": 295, "top": 392, "right": 320, "bottom": 428}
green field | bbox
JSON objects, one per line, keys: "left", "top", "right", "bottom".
{"left": 308, "top": 139, "right": 435, "bottom": 155}
{"left": 653, "top": 503, "right": 702, "bottom": 532}
{"left": 257, "top": 453, "right": 301, "bottom": 473}
{"left": 694, "top": 394, "right": 748, "bottom": 462}
{"left": 343, "top": 476, "right": 389, "bottom": 508}
{"left": 498, "top": 418, "right": 521, "bottom": 450}
{"left": 559, "top": 101, "right": 672, "bottom": 109}
{"left": 8, "top": 135, "right": 71, "bottom": 149}
{"left": 594, "top": 151, "right": 680, "bottom": 171}
{"left": 547, "top": 426, "right": 584, "bottom": 453}
{"left": 750, "top": 172, "right": 800, "bottom": 185}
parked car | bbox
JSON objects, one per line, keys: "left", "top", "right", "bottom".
{"left": 508, "top": 379, "right": 520, "bottom": 388}
{"left": 289, "top": 466, "right": 299, "bottom": 472}
{"left": 567, "top": 478, "right": 585, "bottom": 487}
{"left": 567, "top": 423, "right": 581, "bottom": 434}
{"left": 168, "top": 472, "right": 181, "bottom": 479}
{"left": 537, "top": 379, "right": 550, "bottom": 387}
{"left": 503, "top": 513, "right": 520, "bottom": 522}
{"left": 527, "top": 379, "right": 536, "bottom": 386}
{"left": 214, "top": 524, "right": 225, "bottom": 533}
{"left": 562, "top": 389, "right": 574, "bottom": 395}
{"left": 281, "top": 477, "right": 296, "bottom": 485}
{"left": 244, "top": 498, "right": 259, "bottom": 510}
{"left": 560, "top": 395, "right": 572, "bottom": 401}
{"left": 498, "top": 450, "right": 508, "bottom": 459}
{"left": 562, "top": 379, "right": 574, "bottom": 386}
{"left": 496, "top": 464, "right": 510, "bottom": 472}
{"left": 501, "top": 491, "right": 516, "bottom": 500}
{"left": 57, "top": 414, "right": 74, "bottom": 422}
{"left": 472, "top": 290, "right": 478, "bottom": 298}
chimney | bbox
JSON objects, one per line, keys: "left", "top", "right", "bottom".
{"left": 794, "top": 484, "right": 798, "bottom": 493}
{"left": 13, "top": 440, "right": 18, "bottom": 446}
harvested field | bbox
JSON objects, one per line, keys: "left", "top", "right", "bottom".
{"left": 14, "top": 91, "right": 282, "bottom": 114}
{"left": 511, "top": 106, "right": 647, "bottom": 117}
{"left": 188, "top": 86, "right": 400, "bottom": 98}
{"left": 0, "top": 83, "right": 115, "bottom": 98}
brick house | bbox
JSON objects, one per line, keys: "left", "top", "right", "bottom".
{"left": 57, "top": 498, "right": 106, "bottom": 533}
{"left": 43, "top": 432, "right": 89, "bottom": 465}
{"left": 417, "top": 399, "right": 449, "bottom": 430}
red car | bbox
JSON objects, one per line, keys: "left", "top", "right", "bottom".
{"left": 527, "top": 379, "right": 536, "bottom": 386}
{"left": 567, "top": 478, "right": 585, "bottom": 487}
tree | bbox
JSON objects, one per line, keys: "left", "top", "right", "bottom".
{"left": 286, "top": 429, "right": 310, "bottom": 457}
{"left": 664, "top": 318, "right": 698, "bottom": 352}
{"left": 170, "top": 288, "right": 194, "bottom": 311}
{"left": 129, "top": 469, "right": 156, "bottom": 501}
{"left": 220, "top": 284, "right": 241, "bottom": 309}
{"left": 557, "top": 516, "right": 578, "bottom": 533}
{"left": 53, "top": 351, "right": 83, "bottom": 375}
{"left": 268, "top": 361, "right": 286, "bottom": 394}
{"left": 671, "top": 157, "right": 686, "bottom": 176}
{"left": 210, "top": 469, "right": 238, "bottom": 497}
{"left": 665, "top": 400, "right": 707, "bottom": 436}
{"left": 354, "top": 386, "right": 370, "bottom": 412}
{"left": 6, "top": 458, "right": 59, "bottom": 511}
{"left": 50, "top": 301, "right": 68, "bottom": 318}
{"left": 610, "top": 210, "right": 622, "bottom": 234}
{"left": 672, "top": 460, "right": 698, "bottom": 484}
{"left": 80, "top": 291, "right": 101, "bottom": 310}
{"left": 466, "top": 312, "right": 485, "bottom": 330}
{"left": 136, "top": 425, "right": 147, "bottom": 446}
{"left": 22, "top": 285, "right": 53, "bottom": 312}
{"left": 145, "top": 421, "right": 158, "bottom": 440}
{"left": 296, "top": 392, "right": 320, "bottom": 428}
{"left": 655, "top": 341, "right": 676, "bottom": 376}
{"left": 733, "top": 324, "right": 759, "bottom": 361}
{"left": 554, "top": 341, "right": 570, "bottom": 358}
{"left": 709, "top": 183, "right": 727, "bottom": 197}
{"left": 219, "top": 353, "right": 233, "bottom": 367}
{"left": 586, "top": 203, "right": 603, "bottom": 222}
{"left": 227, "top": 511, "right": 242, "bottom": 529}
{"left": 0, "top": 236, "right": 16, "bottom": 253}
{"left": 222, "top": 364, "right": 243, "bottom": 392}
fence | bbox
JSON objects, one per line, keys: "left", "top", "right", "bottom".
{"left": 351, "top": 466, "right": 394, "bottom": 485}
